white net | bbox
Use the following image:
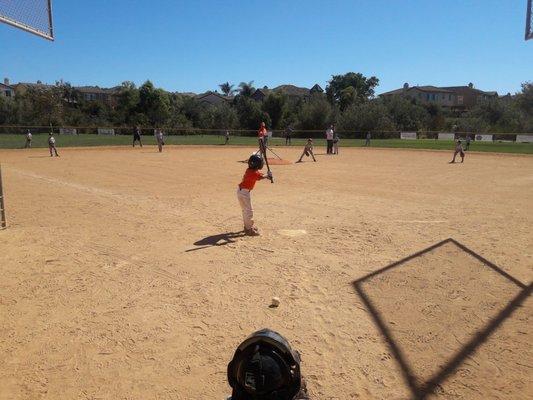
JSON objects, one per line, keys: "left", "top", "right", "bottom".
{"left": 0, "top": 0, "right": 53, "bottom": 40}
{"left": 527, "top": 0, "right": 533, "bottom": 40}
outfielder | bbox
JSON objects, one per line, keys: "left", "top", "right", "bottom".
{"left": 154, "top": 128, "right": 164, "bottom": 152}
{"left": 48, "top": 132, "right": 59, "bottom": 157}
{"left": 24, "top": 130, "right": 32, "bottom": 148}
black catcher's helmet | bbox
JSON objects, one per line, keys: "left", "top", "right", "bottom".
{"left": 227, "top": 329, "right": 302, "bottom": 400}
{"left": 248, "top": 154, "right": 264, "bottom": 170}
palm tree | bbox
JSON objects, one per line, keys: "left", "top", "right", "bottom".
{"left": 219, "top": 82, "right": 235, "bottom": 96}
{"left": 238, "top": 81, "right": 255, "bottom": 97}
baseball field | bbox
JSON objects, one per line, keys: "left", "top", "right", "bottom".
{"left": 0, "top": 145, "right": 532, "bottom": 399}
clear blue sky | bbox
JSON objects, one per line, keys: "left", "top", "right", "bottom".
{"left": 1, "top": 0, "right": 531, "bottom": 95}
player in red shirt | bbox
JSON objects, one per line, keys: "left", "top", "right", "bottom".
{"left": 237, "top": 153, "right": 273, "bottom": 236}
{"left": 257, "top": 121, "right": 269, "bottom": 153}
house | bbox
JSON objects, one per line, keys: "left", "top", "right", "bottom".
{"left": 251, "top": 83, "right": 324, "bottom": 102}
{"left": 251, "top": 87, "right": 271, "bottom": 102}
{"left": 75, "top": 86, "right": 118, "bottom": 105}
{"left": 0, "top": 78, "right": 14, "bottom": 98}
{"left": 13, "top": 80, "right": 54, "bottom": 95}
{"left": 380, "top": 82, "right": 498, "bottom": 111}
{"left": 196, "top": 91, "right": 232, "bottom": 106}
{"left": 380, "top": 83, "right": 457, "bottom": 108}
{"left": 440, "top": 84, "right": 498, "bottom": 110}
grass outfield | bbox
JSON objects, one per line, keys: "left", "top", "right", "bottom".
{"left": 0, "top": 133, "right": 532, "bottom": 154}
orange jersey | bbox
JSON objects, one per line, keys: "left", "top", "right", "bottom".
{"left": 258, "top": 127, "right": 267, "bottom": 138}
{"left": 239, "top": 168, "right": 263, "bottom": 190}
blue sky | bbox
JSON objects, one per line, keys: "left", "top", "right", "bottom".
{"left": 1, "top": 0, "right": 531, "bottom": 95}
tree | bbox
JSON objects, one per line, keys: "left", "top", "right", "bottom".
{"left": 235, "top": 96, "right": 270, "bottom": 129}
{"left": 138, "top": 80, "right": 171, "bottom": 126}
{"left": 219, "top": 82, "right": 235, "bottom": 96}
{"left": 326, "top": 72, "right": 379, "bottom": 110}
{"left": 338, "top": 100, "right": 395, "bottom": 132}
{"left": 238, "top": 81, "right": 255, "bottom": 97}
{"left": 383, "top": 96, "right": 429, "bottom": 131}
{"left": 297, "top": 96, "right": 333, "bottom": 130}
{"left": 116, "top": 81, "right": 140, "bottom": 124}
{"left": 262, "top": 92, "right": 287, "bottom": 129}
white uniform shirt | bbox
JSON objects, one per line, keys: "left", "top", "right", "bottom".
{"left": 326, "top": 128, "right": 334, "bottom": 140}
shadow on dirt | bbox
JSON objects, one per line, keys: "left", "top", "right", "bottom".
{"left": 186, "top": 231, "right": 246, "bottom": 252}
{"left": 353, "top": 238, "right": 531, "bottom": 399}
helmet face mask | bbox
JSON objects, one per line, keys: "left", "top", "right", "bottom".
{"left": 248, "top": 154, "right": 264, "bottom": 170}
{"left": 228, "top": 329, "right": 302, "bottom": 400}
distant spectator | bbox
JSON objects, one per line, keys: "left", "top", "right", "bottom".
{"left": 365, "top": 132, "right": 371, "bottom": 147}
{"left": 24, "top": 130, "right": 32, "bottom": 148}
{"left": 326, "top": 125, "right": 334, "bottom": 154}
{"left": 133, "top": 126, "right": 142, "bottom": 147}
{"left": 225, "top": 130, "right": 230, "bottom": 145}
{"left": 333, "top": 132, "right": 339, "bottom": 155}
{"left": 465, "top": 135, "right": 471, "bottom": 151}
{"left": 285, "top": 126, "right": 293, "bottom": 145}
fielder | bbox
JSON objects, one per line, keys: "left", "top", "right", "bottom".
{"left": 296, "top": 139, "right": 317, "bottom": 163}
{"left": 154, "top": 128, "right": 164, "bottom": 152}
{"left": 48, "top": 132, "right": 59, "bottom": 157}
{"left": 237, "top": 154, "right": 273, "bottom": 236}
{"left": 24, "top": 130, "right": 32, "bottom": 148}
{"left": 450, "top": 139, "right": 465, "bottom": 163}
{"left": 133, "top": 126, "right": 143, "bottom": 147}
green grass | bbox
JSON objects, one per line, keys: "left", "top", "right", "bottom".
{"left": 0, "top": 134, "right": 532, "bottom": 154}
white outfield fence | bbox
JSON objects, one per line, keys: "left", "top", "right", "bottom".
{"left": 438, "top": 133, "right": 455, "bottom": 140}
{"left": 400, "top": 132, "right": 417, "bottom": 140}
{"left": 0, "top": 125, "right": 532, "bottom": 142}
{"left": 97, "top": 128, "right": 115, "bottom": 136}
{"left": 516, "top": 135, "right": 533, "bottom": 143}
{"left": 59, "top": 128, "right": 77, "bottom": 135}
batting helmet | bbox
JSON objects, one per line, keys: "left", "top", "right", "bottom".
{"left": 227, "top": 329, "right": 302, "bottom": 400}
{"left": 248, "top": 154, "right": 264, "bottom": 170}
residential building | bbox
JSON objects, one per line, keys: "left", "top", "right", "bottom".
{"left": 75, "top": 86, "right": 119, "bottom": 105}
{"left": 195, "top": 91, "right": 232, "bottom": 106}
{"left": 251, "top": 83, "right": 324, "bottom": 102}
{"left": 379, "top": 82, "right": 498, "bottom": 110}
{"left": 0, "top": 78, "right": 14, "bottom": 98}
{"left": 440, "top": 83, "right": 498, "bottom": 110}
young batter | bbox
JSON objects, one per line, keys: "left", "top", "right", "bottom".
{"left": 237, "top": 154, "right": 272, "bottom": 236}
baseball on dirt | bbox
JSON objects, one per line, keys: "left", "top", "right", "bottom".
{"left": 271, "top": 297, "right": 280, "bottom": 307}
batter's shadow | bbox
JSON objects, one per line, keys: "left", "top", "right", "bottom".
{"left": 352, "top": 238, "right": 532, "bottom": 399}
{"left": 185, "top": 231, "right": 246, "bottom": 252}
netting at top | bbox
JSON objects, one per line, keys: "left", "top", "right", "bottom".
{"left": 0, "top": 0, "right": 53, "bottom": 40}
{"left": 527, "top": 0, "right": 533, "bottom": 40}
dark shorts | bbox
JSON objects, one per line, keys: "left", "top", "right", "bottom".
{"left": 133, "top": 134, "right": 141, "bottom": 140}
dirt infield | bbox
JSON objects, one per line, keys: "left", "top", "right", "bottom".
{"left": 0, "top": 145, "right": 532, "bottom": 399}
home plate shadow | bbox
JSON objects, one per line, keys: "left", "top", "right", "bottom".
{"left": 353, "top": 238, "right": 532, "bottom": 399}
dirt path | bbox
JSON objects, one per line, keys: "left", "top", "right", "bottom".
{"left": 0, "top": 146, "right": 531, "bottom": 399}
